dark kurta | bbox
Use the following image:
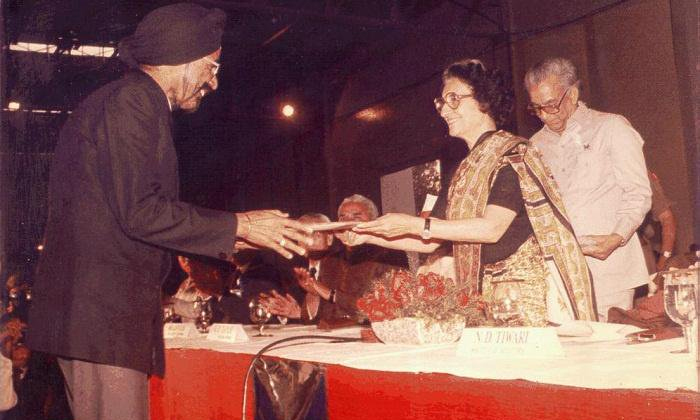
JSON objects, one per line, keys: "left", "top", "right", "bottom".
{"left": 312, "top": 245, "right": 407, "bottom": 323}
{"left": 27, "top": 71, "right": 237, "bottom": 375}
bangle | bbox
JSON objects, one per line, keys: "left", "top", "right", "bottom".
{"left": 328, "top": 289, "right": 337, "bottom": 304}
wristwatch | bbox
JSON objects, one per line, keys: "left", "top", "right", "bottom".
{"left": 421, "top": 218, "right": 432, "bottom": 240}
{"left": 662, "top": 251, "right": 672, "bottom": 258}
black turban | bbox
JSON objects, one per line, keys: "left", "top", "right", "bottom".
{"left": 118, "top": 2, "right": 226, "bottom": 67}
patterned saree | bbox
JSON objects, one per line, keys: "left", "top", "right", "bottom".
{"left": 446, "top": 130, "right": 597, "bottom": 322}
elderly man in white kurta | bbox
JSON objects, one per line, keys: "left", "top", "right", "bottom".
{"left": 524, "top": 57, "right": 651, "bottom": 321}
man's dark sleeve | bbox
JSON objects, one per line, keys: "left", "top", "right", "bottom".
{"left": 95, "top": 84, "right": 237, "bottom": 259}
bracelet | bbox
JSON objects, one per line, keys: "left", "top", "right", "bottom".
{"left": 328, "top": 289, "right": 337, "bottom": 304}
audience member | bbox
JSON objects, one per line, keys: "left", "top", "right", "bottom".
{"left": 304, "top": 195, "right": 408, "bottom": 327}
{"left": 524, "top": 57, "right": 651, "bottom": 320}
{"left": 261, "top": 213, "right": 335, "bottom": 320}
{"left": 170, "top": 255, "right": 233, "bottom": 323}
{"left": 217, "top": 249, "right": 299, "bottom": 324}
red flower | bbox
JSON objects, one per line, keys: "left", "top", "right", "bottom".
{"left": 357, "top": 269, "right": 486, "bottom": 325}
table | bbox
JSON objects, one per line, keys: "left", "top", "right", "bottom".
{"left": 150, "top": 324, "right": 699, "bottom": 420}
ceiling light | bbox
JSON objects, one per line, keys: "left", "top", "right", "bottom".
{"left": 281, "top": 104, "right": 295, "bottom": 118}
{"left": 8, "top": 101, "right": 20, "bottom": 111}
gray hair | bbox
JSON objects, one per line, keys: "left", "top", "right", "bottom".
{"left": 298, "top": 213, "right": 331, "bottom": 224}
{"left": 524, "top": 57, "right": 579, "bottom": 91}
{"left": 338, "top": 194, "right": 379, "bottom": 220}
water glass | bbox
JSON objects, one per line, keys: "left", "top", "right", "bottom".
{"left": 490, "top": 278, "right": 525, "bottom": 327}
{"left": 193, "top": 297, "right": 213, "bottom": 333}
{"left": 663, "top": 268, "right": 698, "bottom": 354}
{"left": 249, "top": 297, "right": 273, "bottom": 336}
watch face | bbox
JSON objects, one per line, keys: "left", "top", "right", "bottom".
{"left": 421, "top": 218, "right": 431, "bottom": 239}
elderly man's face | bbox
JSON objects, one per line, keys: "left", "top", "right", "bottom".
{"left": 338, "top": 202, "right": 372, "bottom": 222}
{"left": 527, "top": 75, "right": 577, "bottom": 134}
{"left": 335, "top": 201, "right": 373, "bottom": 246}
{"left": 177, "top": 48, "right": 221, "bottom": 112}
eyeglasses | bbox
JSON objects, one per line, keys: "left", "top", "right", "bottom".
{"left": 433, "top": 92, "right": 473, "bottom": 112}
{"left": 202, "top": 56, "right": 220, "bottom": 76}
{"left": 527, "top": 87, "right": 570, "bottom": 115}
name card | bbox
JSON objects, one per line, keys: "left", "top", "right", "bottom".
{"left": 163, "top": 323, "right": 197, "bottom": 339}
{"left": 457, "top": 327, "right": 564, "bottom": 358}
{"left": 206, "top": 323, "right": 250, "bottom": 343}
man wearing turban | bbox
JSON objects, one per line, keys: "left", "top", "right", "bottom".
{"left": 26, "top": 3, "right": 311, "bottom": 419}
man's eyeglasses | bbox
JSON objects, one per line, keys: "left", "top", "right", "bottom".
{"left": 527, "top": 87, "right": 570, "bottom": 115}
{"left": 434, "top": 92, "right": 473, "bottom": 112}
{"left": 202, "top": 56, "right": 220, "bottom": 76}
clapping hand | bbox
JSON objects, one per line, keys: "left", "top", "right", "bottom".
{"left": 259, "top": 291, "right": 301, "bottom": 319}
{"left": 236, "top": 210, "right": 313, "bottom": 259}
{"left": 294, "top": 267, "right": 317, "bottom": 294}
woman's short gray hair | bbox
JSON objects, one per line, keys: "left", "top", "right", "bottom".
{"left": 524, "top": 57, "right": 579, "bottom": 91}
{"left": 339, "top": 194, "right": 379, "bottom": 220}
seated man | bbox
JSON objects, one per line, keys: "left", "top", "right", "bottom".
{"left": 169, "top": 254, "right": 233, "bottom": 323}
{"left": 169, "top": 252, "right": 291, "bottom": 324}
{"left": 264, "top": 196, "right": 408, "bottom": 327}
{"left": 260, "top": 213, "right": 336, "bottom": 320}
{"left": 218, "top": 249, "right": 300, "bottom": 324}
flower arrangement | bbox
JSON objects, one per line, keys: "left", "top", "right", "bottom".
{"left": 357, "top": 270, "right": 487, "bottom": 328}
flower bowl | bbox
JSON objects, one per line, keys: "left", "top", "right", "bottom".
{"left": 371, "top": 316, "right": 465, "bottom": 345}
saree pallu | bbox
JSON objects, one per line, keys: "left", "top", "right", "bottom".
{"left": 446, "top": 130, "right": 597, "bottom": 322}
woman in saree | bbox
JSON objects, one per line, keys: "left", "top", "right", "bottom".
{"left": 351, "top": 59, "right": 597, "bottom": 326}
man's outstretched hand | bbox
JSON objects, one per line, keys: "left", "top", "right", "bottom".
{"left": 235, "top": 210, "right": 312, "bottom": 259}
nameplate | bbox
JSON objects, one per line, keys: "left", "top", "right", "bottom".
{"left": 456, "top": 327, "right": 564, "bottom": 357}
{"left": 163, "top": 323, "right": 197, "bottom": 339}
{"left": 206, "top": 323, "right": 250, "bottom": 343}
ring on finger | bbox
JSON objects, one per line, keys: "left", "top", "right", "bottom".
{"left": 279, "top": 238, "right": 287, "bottom": 247}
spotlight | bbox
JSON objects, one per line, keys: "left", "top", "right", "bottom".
{"left": 36, "top": 244, "right": 44, "bottom": 251}
{"left": 281, "top": 104, "right": 295, "bottom": 118}
{"left": 8, "top": 101, "right": 20, "bottom": 111}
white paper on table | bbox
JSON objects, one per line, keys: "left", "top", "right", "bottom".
{"left": 206, "top": 323, "right": 249, "bottom": 343}
{"left": 163, "top": 323, "right": 197, "bottom": 339}
{"left": 557, "top": 321, "right": 641, "bottom": 342}
{"left": 456, "top": 327, "right": 564, "bottom": 358}
{"left": 555, "top": 320, "right": 594, "bottom": 337}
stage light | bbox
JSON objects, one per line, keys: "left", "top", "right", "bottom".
{"left": 8, "top": 101, "right": 20, "bottom": 111}
{"left": 36, "top": 244, "right": 44, "bottom": 251}
{"left": 281, "top": 104, "right": 295, "bottom": 118}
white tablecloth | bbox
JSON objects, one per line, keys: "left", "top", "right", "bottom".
{"left": 165, "top": 322, "right": 698, "bottom": 393}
